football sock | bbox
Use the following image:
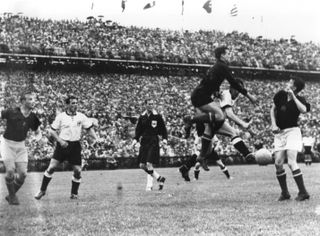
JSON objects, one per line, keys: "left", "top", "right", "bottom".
{"left": 231, "top": 136, "right": 250, "bottom": 157}
{"left": 146, "top": 174, "right": 153, "bottom": 188}
{"left": 71, "top": 176, "right": 81, "bottom": 195}
{"left": 292, "top": 169, "right": 307, "bottom": 194}
{"left": 200, "top": 134, "right": 212, "bottom": 157}
{"left": 194, "top": 169, "right": 200, "bottom": 179}
{"left": 276, "top": 169, "right": 289, "bottom": 194}
{"left": 13, "top": 175, "right": 25, "bottom": 193}
{"left": 5, "top": 176, "right": 15, "bottom": 196}
{"left": 146, "top": 169, "right": 160, "bottom": 180}
{"left": 40, "top": 170, "right": 53, "bottom": 192}
{"left": 221, "top": 166, "right": 230, "bottom": 179}
{"left": 185, "top": 154, "right": 197, "bottom": 169}
{"left": 153, "top": 170, "right": 160, "bottom": 180}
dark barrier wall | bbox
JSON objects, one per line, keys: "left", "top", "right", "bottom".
{"left": 1, "top": 53, "right": 319, "bottom": 81}
{"left": 0, "top": 152, "right": 318, "bottom": 173}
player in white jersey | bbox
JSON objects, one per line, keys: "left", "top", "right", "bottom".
{"left": 179, "top": 80, "right": 252, "bottom": 180}
{"left": 35, "top": 95, "right": 99, "bottom": 200}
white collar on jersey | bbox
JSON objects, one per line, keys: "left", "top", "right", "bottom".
{"left": 142, "top": 110, "right": 158, "bottom": 116}
{"left": 66, "top": 111, "right": 77, "bottom": 116}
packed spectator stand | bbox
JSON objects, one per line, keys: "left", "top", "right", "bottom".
{"left": 0, "top": 15, "right": 319, "bottom": 71}
{"left": 0, "top": 15, "right": 320, "bottom": 168}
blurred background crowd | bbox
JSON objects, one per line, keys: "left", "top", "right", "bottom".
{"left": 0, "top": 70, "right": 319, "bottom": 162}
{"left": 0, "top": 16, "right": 320, "bottom": 71}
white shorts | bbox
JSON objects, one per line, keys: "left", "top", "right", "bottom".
{"left": 274, "top": 127, "right": 302, "bottom": 152}
{"left": 0, "top": 137, "right": 28, "bottom": 170}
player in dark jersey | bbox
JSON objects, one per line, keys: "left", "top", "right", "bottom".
{"left": 1, "top": 91, "right": 41, "bottom": 205}
{"left": 183, "top": 46, "right": 257, "bottom": 169}
{"left": 132, "top": 99, "right": 167, "bottom": 191}
{"left": 270, "top": 77, "right": 310, "bottom": 201}
{"left": 180, "top": 81, "right": 254, "bottom": 180}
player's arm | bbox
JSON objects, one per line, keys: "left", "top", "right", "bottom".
{"left": 288, "top": 90, "right": 310, "bottom": 113}
{"left": 49, "top": 128, "right": 68, "bottom": 147}
{"left": 134, "top": 116, "right": 143, "bottom": 142}
{"left": 158, "top": 115, "right": 168, "bottom": 144}
{"left": 270, "top": 104, "right": 280, "bottom": 133}
{"left": 224, "top": 107, "right": 250, "bottom": 129}
{"left": 86, "top": 127, "right": 99, "bottom": 143}
{"left": 49, "top": 114, "right": 68, "bottom": 147}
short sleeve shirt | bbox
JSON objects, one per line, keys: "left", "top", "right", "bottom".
{"left": 1, "top": 107, "right": 41, "bottom": 142}
{"left": 51, "top": 112, "right": 93, "bottom": 141}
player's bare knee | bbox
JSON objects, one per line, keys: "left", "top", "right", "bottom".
{"left": 73, "top": 172, "right": 81, "bottom": 180}
{"left": 287, "top": 159, "right": 298, "bottom": 171}
{"left": 146, "top": 162, "right": 153, "bottom": 170}
{"left": 5, "top": 172, "right": 15, "bottom": 182}
{"left": 18, "top": 171, "right": 27, "bottom": 181}
{"left": 139, "top": 163, "right": 146, "bottom": 170}
{"left": 46, "top": 167, "right": 55, "bottom": 175}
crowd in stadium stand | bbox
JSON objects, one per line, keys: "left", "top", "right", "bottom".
{"left": 0, "top": 16, "right": 320, "bottom": 71}
{"left": 0, "top": 70, "right": 319, "bottom": 161}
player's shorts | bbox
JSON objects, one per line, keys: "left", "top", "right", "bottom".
{"left": 304, "top": 146, "right": 312, "bottom": 155}
{"left": 274, "top": 127, "right": 302, "bottom": 152}
{"left": 191, "top": 89, "right": 213, "bottom": 108}
{"left": 138, "top": 136, "right": 160, "bottom": 164}
{"left": 0, "top": 137, "right": 28, "bottom": 170}
{"left": 52, "top": 141, "right": 82, "bottom": 166}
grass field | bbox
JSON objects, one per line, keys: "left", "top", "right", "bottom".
{"left": 1, "top": 164, "right": 320, "bottom": 236}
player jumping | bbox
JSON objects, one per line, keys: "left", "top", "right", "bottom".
{"left": 183, "top": 46, "right": 257, "bottom": 170}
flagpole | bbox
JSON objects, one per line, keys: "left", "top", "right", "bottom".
{"left": 181, "top": 0, "right": 184, "bottom": 33}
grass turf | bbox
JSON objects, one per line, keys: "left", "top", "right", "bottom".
{"left": 1, "top": 164, "right": 320, "bottom": 236}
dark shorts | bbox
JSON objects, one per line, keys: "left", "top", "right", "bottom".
{"left": 52, "top": 141, "right": 82, "bottom": 166}
{"left": 191, "top": 88, "right": 213, "bottom": 108}
{"left": 207, "top": 149, "right": 220, "bottom": 161}
{"left": 196, "top": 122, "right": 205, "bottom": 136}
{"left": 138, "top": 136, "right": 160, "bottom": 165}
{"left": 304, "top": 146, "right": 311, "bottom": 154}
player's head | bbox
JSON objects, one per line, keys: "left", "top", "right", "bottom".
{"left": 20, "top": 91, "right": 35, "bottom": 109}
{"left": 230, "top": 78, "right": 244, "bottom": 99}
{"left": 145, "top": 98, "right": 155, "bottom": 112}
{"left": 65, "top": 95, "right": 78, "bottom": 113}
{"left": 288, "top": 76, "right": 305, "bottom": 94}
{"left": 214, "top": 46, "right": 228, "bottom": 60}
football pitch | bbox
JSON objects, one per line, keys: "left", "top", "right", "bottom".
{"left": 1, "top": 164, "right": 320, "bottom": 236}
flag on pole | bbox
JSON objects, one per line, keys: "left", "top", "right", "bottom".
{"left": 143, "top": 1, "right": 156, "bottom": 10}
{"left": 181, "top": 0, "right": 184, "bottom": 15}
{"left": 203, "top": 0, "right": 212, "bottom": 14}
{"left": 122, "top": 0, "right": 126, "bottom": 12}
{"left": 91, "top": 1, "right": 94, "bottom": 10}
{"left": 230, "top": 4, "right": 238, "bottom": 16}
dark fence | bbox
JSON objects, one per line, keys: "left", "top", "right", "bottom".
{"left": 0, "top": 152, "right": 318, "bottom": 173}
{"left": 0, "top": 53, "right": 319, "bottom": 81}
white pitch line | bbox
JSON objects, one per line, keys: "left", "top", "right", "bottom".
{"left": 28, "top": 172, "right": 46, "bottom": 224}
{"left": 315, "top": 205, "right": 320, "bottom": 216}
